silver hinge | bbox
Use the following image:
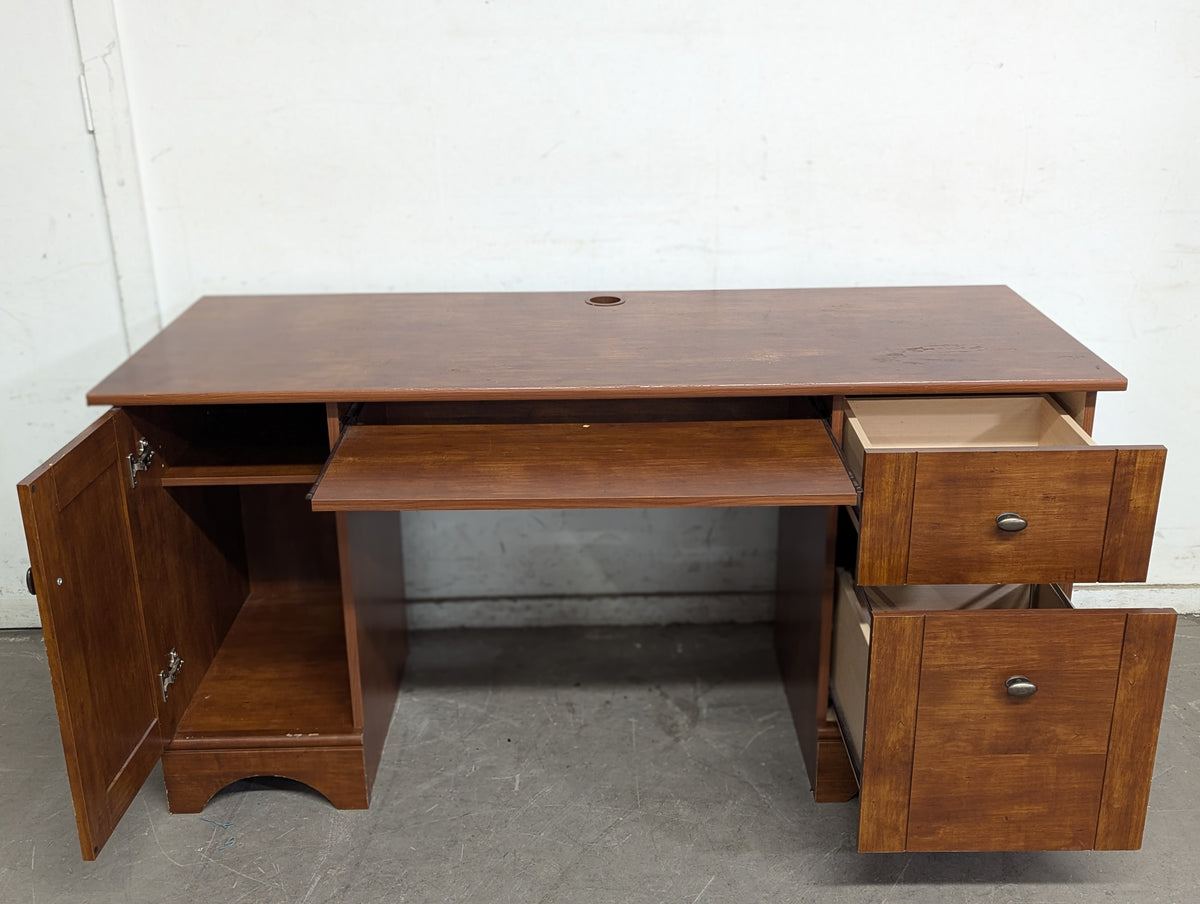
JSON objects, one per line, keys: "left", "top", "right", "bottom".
{"left": 159, "top": 649, "right": 183, "bottom": 701}
{"left": 127, "top": 437, "right": 154, "bottom": 488}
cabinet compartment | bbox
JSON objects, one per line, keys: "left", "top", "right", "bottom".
{"left": 157, "top": 477, "right": 369, "bottom": 815}
{"left": 161, "top": 584, "right": 367, "bottom": 814}
{"left": 125, "top": 403, "right": 331, "bottom": 486}
{"left": 841, "top": 395, "right": 1165, "bottom": 584}
{"left": 831, "top": 570, "right": 1175, "bottom": 852}
{"left": 164, "top": 483, "right": 351, "bottom": 744}
{"left": 18, "top": 408, "right": 368, "bottom": 857}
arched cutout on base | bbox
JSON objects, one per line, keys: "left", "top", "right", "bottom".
{"left": 204, "top": 775, "right": 340, "bottom": 808}
{"left": 162, "top": 746, "right": 370, "bottom": 815}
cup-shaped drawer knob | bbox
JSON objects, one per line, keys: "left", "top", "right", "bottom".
{"left": 995, "top": 512, "right": 1028, "bottom": 532}
{"left": 1005, "top": 675, "right": 1038, "bottom": 698}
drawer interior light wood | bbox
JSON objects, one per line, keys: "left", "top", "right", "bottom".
{"left": 833, "top": 574, "right": 872, "bottom": 768}
{"left": 842, "top": 395, "right": 1093, "bottom": 479}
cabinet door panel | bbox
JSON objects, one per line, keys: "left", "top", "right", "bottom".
{"left": 17, "top": 412, "right": 162, "bottom": 859}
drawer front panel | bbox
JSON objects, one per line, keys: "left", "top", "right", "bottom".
{"left": 913, "top": 611, "right": 1124, "bottom": 757}
{"left": 846, "top": 394, "right": 1166, "bottom": 586}
{"left": 907, "top": 449, "right": 1116, "bottom": 584}
{"left": 905, "top": 610, "right": 1125, "bottom": 851}
{"left": 906, "top": 752, "right": 1110, "bottom": 851}
{"left": 856, "top": 606, "right": 1175, "bottom": 852}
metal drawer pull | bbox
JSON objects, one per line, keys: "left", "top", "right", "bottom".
{"left": 996, "top": 512, "right": 1028, "bottom": 532}
{"left": 1005, "top": 676, "right": 1038, "bottom": 698}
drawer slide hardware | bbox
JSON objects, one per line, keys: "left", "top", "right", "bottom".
{"left": 159, "top": 648, "right": 183, "bottom": 701}
{"left": 126, "top": 438, "right": 155, "bottom": 488}
{"left": 996, "top": 512, "right": 1028, "bottom": 532}
{"left": 1005, "top": 675, "right": 1038, "bottom": 698}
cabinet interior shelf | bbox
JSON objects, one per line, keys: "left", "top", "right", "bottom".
{"left": 170, "top": 588, "right": 356, "bottom": 749}
{"left": 131, "top": 402, "right": 331, "bottom": 488}
{"left": 160, "top": 460, "right": 325, "bottom": 486}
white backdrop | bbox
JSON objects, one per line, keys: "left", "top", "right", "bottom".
{"left": 3, "top": 1, "right": 1198, "bottom": 625}
{"left": 0, "top": 1, "right": 132, "bottom": 627}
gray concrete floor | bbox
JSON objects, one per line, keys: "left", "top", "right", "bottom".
{"left": 1, "top": 618, "right": 1197, "bottom": 904}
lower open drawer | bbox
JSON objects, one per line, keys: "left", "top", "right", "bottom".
{"left": 831, "top": 570, "right": 1175, "bottom": 852}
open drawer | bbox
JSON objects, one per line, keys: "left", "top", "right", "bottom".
{"left": 842, "top": 395, "right": 1166, "bottom": 585}
{"left": 831, "top": 569, "right": 1175, "bottom": 852}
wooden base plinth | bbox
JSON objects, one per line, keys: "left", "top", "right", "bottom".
{"left": 813, "top": 720, "right": 860, "bottom": 803}
{"left": 162, "top": 744, "right": 370, "bottom": 814}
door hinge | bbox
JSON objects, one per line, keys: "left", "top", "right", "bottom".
{"left": 159, "top": 648, "right": 183, "bottom": 701}
{"left": 127, "top": 437, "right": 154, "bottom": 488}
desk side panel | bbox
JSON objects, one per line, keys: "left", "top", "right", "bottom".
{"left": 338, "top": 510, "right": 408, "bottom": 794}
{"left": 776, "top": 506, "right": 857, "bottom": 801}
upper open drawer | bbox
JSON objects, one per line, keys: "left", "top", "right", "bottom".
{"left": 842, "top": 395, "right": 1166, "bottom": 585}
{"left": 309, "top": 419, "right": 858, "bottom": 511}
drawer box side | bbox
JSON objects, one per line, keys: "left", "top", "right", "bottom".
{"left": 831, "top": 574, "right": 871, "bottom": 771}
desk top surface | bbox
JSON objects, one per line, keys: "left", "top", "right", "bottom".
{"left": 88, "top": 286, "right": 1127, "bottom": 405}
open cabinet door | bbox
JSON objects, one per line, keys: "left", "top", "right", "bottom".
{"left": 17, "top": 411, "right": 163, "bottom": 859}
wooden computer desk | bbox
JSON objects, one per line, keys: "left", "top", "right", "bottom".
{"left": 17, "top": 287, "right": 1173, "bottom": 858}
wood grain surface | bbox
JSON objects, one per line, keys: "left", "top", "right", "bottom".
{"left": 775, "top": 507, "right": 849, "bottom": 799}
{"left": 162, "top": 746, "right": 370, "bottom": 815}
{"left": 1098, "top": 447, "right": 1168, "bottom": 582}
{"left": 16, "top": 412, "right": 163, "bottom": 860}
{"left": 905, "top": 449, "right": 1117, "bottom": 584}
{"left": 1095, "top": 610, "right": 1177, "bottom": 849}
{"left": 170, "top": 589, "right": 356, "bottom": 744}
{"left": 337, "top": 509, "right": 409, "bottom": 796}
{"left": 905, "top": 610, "right": 1126, "bottom": 850}
{"left": 310, "top": 420, "right": 858, "bottom": 510}
{"left": 855, "top": 451, "right": 916, "bottom": 585}
{"left": 87, "top": 287, "right": 1128, "bottom": 404}
{"left": 856, "top": 612, "right": 924, "bottom": 852}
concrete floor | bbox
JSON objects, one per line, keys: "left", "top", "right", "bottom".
{"left": 1, "top": 618, "right": 1197, "bottom": 904}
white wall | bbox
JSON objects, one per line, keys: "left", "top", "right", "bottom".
{"left": 0, "top": 1, "right": 132, "bottom": 626}
{"left": 4, "top": 1, "right": 1199, "bottom": 624}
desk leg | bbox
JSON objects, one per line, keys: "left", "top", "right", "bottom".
{"left": 338, "top": 510, "right": 409, "bottom": 795}
{"left": 775, "top": 506, "right": 858, "bottom": 803}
